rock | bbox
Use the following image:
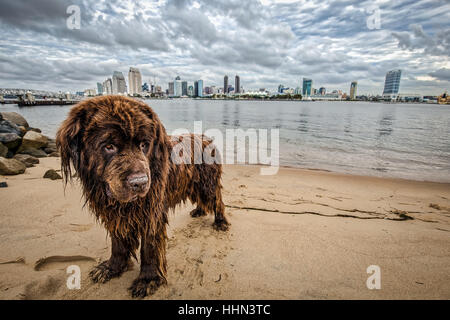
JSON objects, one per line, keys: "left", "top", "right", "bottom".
{"left": 43, "top": 169, "right": 62, "bottom": 180}
{"left": 17, "top": 147, "right": 48, "bottom": 158}
{"left": 48, "top": 151, "right": 60, "bottom": 157}
{"left": 0, "top": 112, "right": 29, "bottom": 128}
{"left": 0, "top": 181, "right": 7, "bottom": 188}
{"left": 0, "top": 143, "right": 7, "bottom": 158}
{"left": 29, "top": 127, "right": 42, "bottom": 133}
{"left": 0, "top": 133, "right": 22, "bottom": 149}
{"left": 18, "top": 126, "right": 27, "bottom": 135}
{"left": 44, "top": 147, "right": 57, "bottom": 154}
{"left": 0, "top": 157, "right": 26, "bottom": 175}
{"left": 19, "top": 131, "right": 48, "bottom": 150}
{"left": 0, "top": 119, "right": 22, "bottom": 136}
{"left": 13, "top": 154, "right": 39, "bottom": 167}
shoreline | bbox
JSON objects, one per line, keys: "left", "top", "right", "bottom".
{"left": 1, "top": 157, "right": 449, "bottom": 299}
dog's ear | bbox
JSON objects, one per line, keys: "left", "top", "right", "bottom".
{"left": 56, "top": 107, "right": 86, "bottom": 184}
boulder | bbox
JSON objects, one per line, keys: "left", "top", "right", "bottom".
{"left": 19, "top": 131, "right": 48, "bottom": 150}
{"left": 48, "top": 151, "right": 60, "bottom": 157}
{"left": 0, "top": 133, "right": 22, "bottom": 149}
{"left": 13, "top": 154, "right": 39, "bottom": 167}
{"left": 29, "top": 127, "right": 42, "bottom": 133}
{"left": 0, "top": 119, "right": 22, "bottom": 136}
{"left": 44, "top": 147, "right": 57, "bottom": 154}
{"left": 18, "top": 126, "right": 27, "bottom": 135}
{"left": 0, "top": 157, "right": 26, "bottom": 175}
{"left": 0, "top": 112, "right": 29, "bottom": 128}
{"left": 17, "top": 147, "right": 48, "bottom": 158}
{"left": 0, "top": 181, "right": 7, "bottom": 188}
{"left": 43, "top": 169, "right": 62, "bottom": 180}
{"left": 0, "top": 143, "right": 7, "bottom": 158}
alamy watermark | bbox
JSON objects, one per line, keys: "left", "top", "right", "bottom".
{"left": 66, "top": 265, "right": 81, "bottom": 290}
{"left": 169, "top": 121, "right": 279, "bottom": 175}
{"left": 66, "top": 5, "right": 81, "bottom": 30}
{"left": 366, "top": 265, "right": 381, "bottom": 290}
{"left": 366, "top": 5, "right": 381, "bottom": 30}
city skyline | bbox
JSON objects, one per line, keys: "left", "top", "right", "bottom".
{"left": 0, "top": 0, "right": 449, "bottom": 95}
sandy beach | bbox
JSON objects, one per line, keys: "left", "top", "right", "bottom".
{"left": 0, "top": 157, "right": 449, "bottom": 299}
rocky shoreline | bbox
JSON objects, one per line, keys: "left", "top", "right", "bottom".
{"left": 0, "top": 112, "right": 61, "bottom": 182}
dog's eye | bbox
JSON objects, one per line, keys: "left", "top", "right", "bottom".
{"left": 140, "top": 141, "right": 149, "bottom": 152}
{"left": 104, "top": 144, "right": 117, "bottom": 153}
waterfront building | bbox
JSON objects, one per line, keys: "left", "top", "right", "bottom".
{"left": 350, "top": 81, "right": 357, "bottom": 100}
{"left": 128, "top": 67, "right": 142, "bottom": 95}
{"left": 142, "top": 82, "right": 149, "bottom": 92}
{"left": 302, "top": 78, "right": 313, "bottom": 97}
{"left": 382, "top": 69, "right": 402, "bottom": 100}
{"left": 174, "top": 78, "right": 182, "bottom": 97}
{"left": 103, "top": 78, "right": 113, "bottom": 95}
{"left": 197, "top": 80, "right": 204, "bottom": 97}
{"left": 97, "top": 82, "right": 103, "bottom": 95}
{"left": 112, "top": 71, "right": 127, "bottom": 94}
{"left": 224, "top": 75, "right": 228, "bottom": 94}
{"left": 182, "top": 81, "right": 188, "bottom": 96}
{"left": 188, "top": 85, "right": 194, "bottom": 97}
{"left": 84, "top": 88, "right": 96, "bottom": 96}
{"left": 278, "top": 84, "right": 285, "bottom": 93}
{"left": 168, "top": 82, "right": 174, "bottom": 96}
{"left": 235, "top": 75, "right": 240, "bottom": 94}
{"left": 319, "top": 87, "right": 326, "bottom": 95}
{"left": 128, "top": 67, "right": 142, "bottom": 96}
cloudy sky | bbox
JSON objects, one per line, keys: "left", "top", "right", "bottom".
{"left": 0, "top": 0, "right": 449, "bottom": 95}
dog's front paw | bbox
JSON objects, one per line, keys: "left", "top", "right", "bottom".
{"left": 129, "top": 276, "right": 166, "bottom": 298}
{"left": 89, "top": 260, "right": 127, "bottom": 283}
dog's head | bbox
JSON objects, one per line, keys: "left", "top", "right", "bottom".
{"left": 56, "top": 96, "right": 169, "bottom": 203}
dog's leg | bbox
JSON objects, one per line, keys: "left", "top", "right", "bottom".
{"left": 90, "top": 235, "right": 132, "bottom": 283}
{"left": 129, "top": 226, "right": 168, "bottom": 298}
{"left": 213, "top": 191, "right": 230, "bottom": 231}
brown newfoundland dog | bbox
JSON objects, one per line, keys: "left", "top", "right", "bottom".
{"left": 56, "top": 95, "right": 229, "bottom": 298}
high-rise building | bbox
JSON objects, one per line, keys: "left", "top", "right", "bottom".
{"left": 302, "top": 78, "right": 313, "bottom": 97}
{"left": 168, "top": 82, "right": 174, "bottom": 96}
{"left": 174, "top": 78, "right": 182, "bottom": 97}
{"left": 224, "top": 75, "right": 228, "bottom": 95}
{"left": 182, "top": 81, "right": 188, "bottom": 96}
{"left": 197, "top": 80, "right": 203, "bottom": 97}
{"left": 278, "top": 84, "right": 285, "bottom": 93}
{"left": 188, "top": 85, "right": 194, "bottom": 97}
{"left": 112, "top": 71, "right": 127, "bottom": 94}
{"left": 350, "top": 81, "right": 358, "bottom": 100}
{"left": 97, "top": 82, "right": 103, "bottom": 95}
{"left": 235, "top": 75, "right": 240, "bottom": 94}
{"left": 103, "top": 78, "right": 112, "bottom": 95}
{"left": 382, "top": 69, "right": 402, "bottom": 100}
{"left": 194, "top": 81, "right": 198, "bottom": 98}
{"left": 142, "top": 82, "right": 149, "bottom": 92}
{"left": 128, "top": 67, "right": 142, "bottom": 96}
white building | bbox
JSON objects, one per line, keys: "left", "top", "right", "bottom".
{"left": 103, "top": 78, "right": 113, "bottom": 95}
{"left": 112, "top": 71, "right": 127, "bottom": 94}
{"left": 128, "top": 67, "right": 142, "bottom": 96}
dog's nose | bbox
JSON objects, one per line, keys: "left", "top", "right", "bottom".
{"left": 127, "top": 174, "right": 148, "bottom": 191}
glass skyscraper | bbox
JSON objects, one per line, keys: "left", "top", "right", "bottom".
{"left": 302, "top": 78, "right": 312, "bottom": 96}
{"left": 382, "top": 69, "right": 402, "bottom": 100}
{"left": 197, "top": 80, "right": 203, "bottom": 97}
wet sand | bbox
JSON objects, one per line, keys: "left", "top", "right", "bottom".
{"left": 0, "top": 157, "right": 449, "bottom": 299}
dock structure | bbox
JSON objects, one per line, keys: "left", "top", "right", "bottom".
{"left": 15, "top": 92, "right": 79, "bottom": 106}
